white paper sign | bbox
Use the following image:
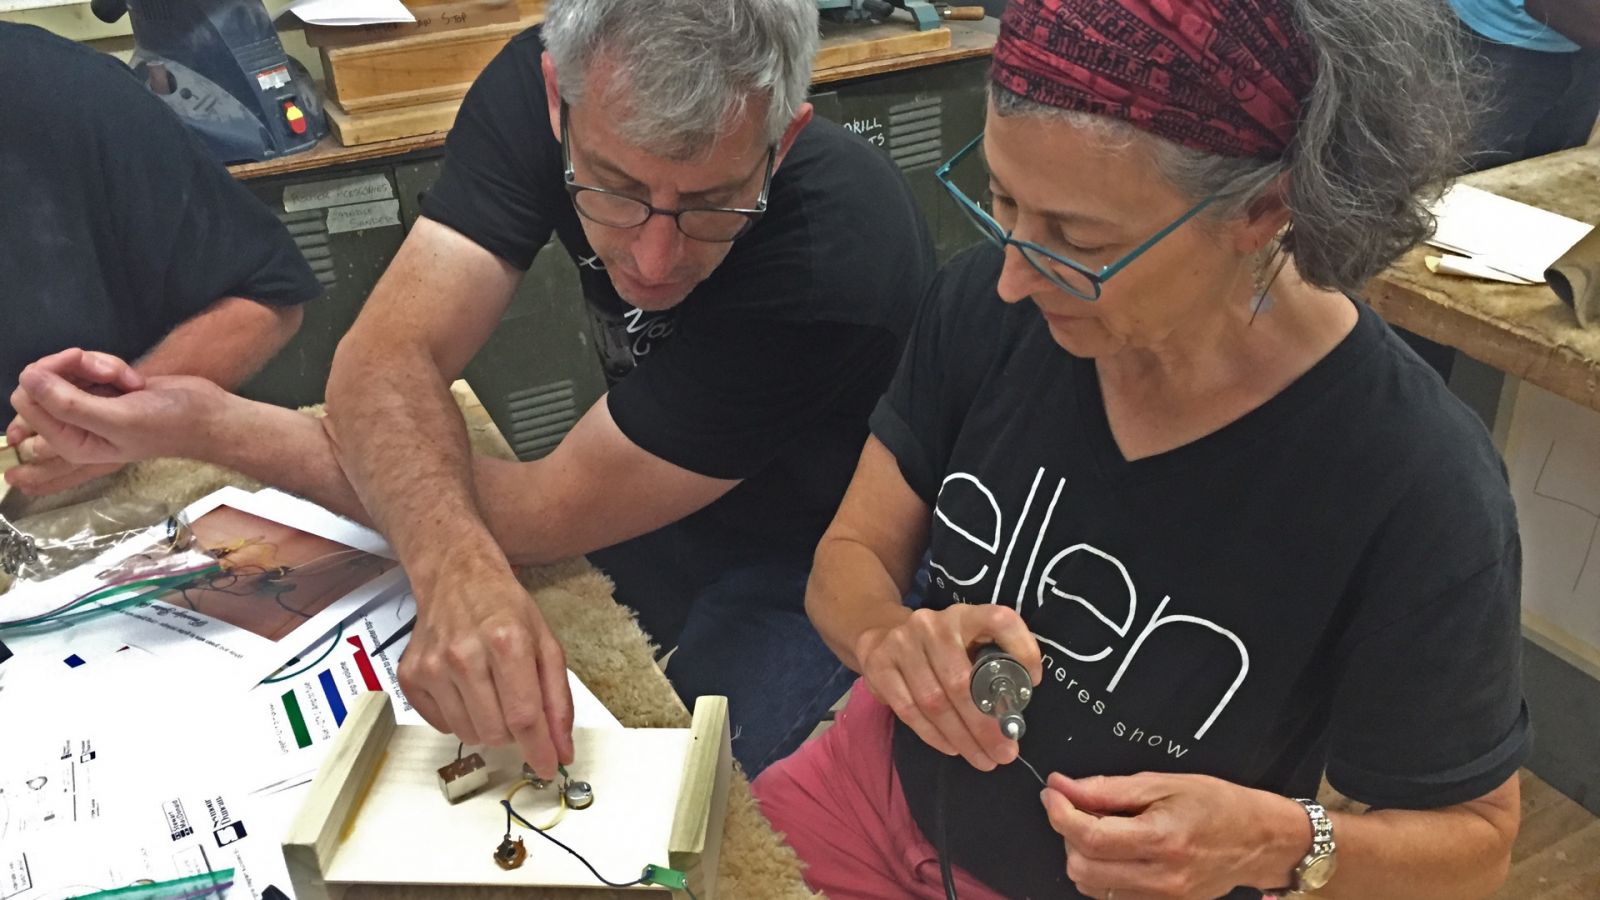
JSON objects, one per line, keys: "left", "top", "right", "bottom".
{"left": 282, "top": 173, "right": 395, "bottom": 213}
{"left": 326, "top": 199, "right": 402, "bottom": 234}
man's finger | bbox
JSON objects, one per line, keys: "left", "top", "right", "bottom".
{"left": 5, "top": 414, "right": 34, "bottom": 447}
{"left": 79, "top": 350, "right": 146, "bottom": 392}
{"left": 10, "top": 382, "right": 88, "bottom": 461}
{"left": 25, "top": 348, "right": 143, "bottom": 393}
{"left": 451, "top": 650, "right": 515, "bottom": 748}
{"left": 19, "top": 435, "right": 60, "bottom": 463}
{"left": 7, "top": 458, "right": 78, "bottom": 493}
{"left": 23, "top": 462, "right": 121, "bottom": 497}
{"left": 535, "top": 635, "right": 575, "bottom": 765}
{"left": 429, "top": 680, "right": 482, "bottom": 747}
{"left": 406, "top": 685, "right": 452, "bottom": 737}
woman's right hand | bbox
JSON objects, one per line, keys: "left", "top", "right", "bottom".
{"left": 855, "top": 603, "right": 1043, "bottom": 771}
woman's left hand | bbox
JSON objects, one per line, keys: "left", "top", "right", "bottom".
{"left": 1040, "top": 771, "right": 1311, "bottom": 900}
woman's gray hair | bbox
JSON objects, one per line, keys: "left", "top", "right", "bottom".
{"left": 993, "top": 0, "right": 1480, "bottom": 294}
{"left": 542, "top": 0, "right": 819, "bottom": 160}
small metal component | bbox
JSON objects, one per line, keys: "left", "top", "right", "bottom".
{"left": 520, "top": 762, "right": 552, "bottom": 790}
{"left": 437, "top": 753, "right": 490, "bottom": 804}
{"left": 494, "top": 836, "right": 527, "bottom": 870}
{"left": 563, "top": 779, "right": 594, "bottom": 810}
{"left": 0, "top": 514, "right": 39, "bottom": 576}
{"left": 969, "top": 643, "right": 1033, "bottom": 741}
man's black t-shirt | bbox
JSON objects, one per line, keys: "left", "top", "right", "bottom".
{"left": 421, "top": 28, "right": 935, "bottom": 560}
{"left": 872, "top": 247, "right": 1531, "bottom": 899}
{"left": 0, "top": 24, "right": 321, "bottom": 420}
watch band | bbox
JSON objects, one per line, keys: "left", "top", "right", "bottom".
{"left": 1276, "top": 798, "right": 1336, "bottom": 895}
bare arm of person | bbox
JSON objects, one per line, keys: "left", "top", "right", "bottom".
{"left": 5, "top": 296, "right": 303, "bottom": 494}
{"left": 806, "top": 436, "right": 1042, "bottom": 773}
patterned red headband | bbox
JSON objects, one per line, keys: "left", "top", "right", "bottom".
{"left": 992, "top": 0, "right": 1316, "bottom": 158}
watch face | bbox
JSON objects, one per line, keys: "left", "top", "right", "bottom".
{"left": 1301, "top": 854, "right": 1338, "bottom": 890}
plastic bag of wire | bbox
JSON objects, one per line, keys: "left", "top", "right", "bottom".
{"left": 0, "top": 509, "right": 214, "bottom": 634}
{"left": 0, "top": 496, "right": 185, "bottom": 592}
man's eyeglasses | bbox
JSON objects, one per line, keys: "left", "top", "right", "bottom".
{"left": 560, "top": 102, "right": 774, "bottom": 243}
{"left": 935, "top": 133, "right": 1216, "bottom": 301}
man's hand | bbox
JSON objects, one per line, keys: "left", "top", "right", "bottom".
{"left": 7, "top": 349, "right": 225, "bottom": 481}
{"left": 855, "top": 603, "right": 1042, "bottom": 772}
{"left": 398, "top": 564, "right": 575, "bottom": 779}
{"left": 1041, "top": 771, "right": 1310, "bottom": 899}
{"left": 5, "top": 349, "right": 167, "bottom": 495}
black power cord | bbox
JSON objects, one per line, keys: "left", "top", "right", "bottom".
{"left": 936, "top": 755, "right": 959, "bottom": 900}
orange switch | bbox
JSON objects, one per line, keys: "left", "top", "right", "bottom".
{"left": 283, "top": 101, "right": 307, "bottom": 136}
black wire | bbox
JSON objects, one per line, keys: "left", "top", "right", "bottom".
{"left": 502, "top": 799, "right": 648, "bottom": 888}
{"left": 937, "top": 755, "right": 958, "bottom": 900}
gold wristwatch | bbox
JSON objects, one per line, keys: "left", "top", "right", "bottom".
{"left": 1278, "top": 798, "right": 1336, "bottom": 895}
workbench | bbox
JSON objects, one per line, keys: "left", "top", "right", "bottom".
{"left": 1365, "top": 145, "right": 1600, "bottom": 414}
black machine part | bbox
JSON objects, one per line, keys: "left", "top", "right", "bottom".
{"left": 91, "top": 0, "right": 326, "bottom": 163}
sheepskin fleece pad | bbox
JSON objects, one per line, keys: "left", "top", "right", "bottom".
{"left": 2, "top": 405, "right": 817, "bottom": 899}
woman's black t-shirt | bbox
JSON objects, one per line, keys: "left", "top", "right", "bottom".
{"left": 871, "top": 245, "right": 1530, "bottom": 899}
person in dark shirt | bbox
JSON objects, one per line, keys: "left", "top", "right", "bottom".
{"left": 8, "top": 0, "right": 934, "bottom": 778}
{"left": 750, "top": 1, "right": 1529, "bottom": 898}
{"left": 1, "top": 23, "right": 319, "bottom": 496}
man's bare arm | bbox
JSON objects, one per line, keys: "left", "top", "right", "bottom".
{"left": 324, "top": 216, "right": 517, "bottom": 596}
{"left": 4, "top": 296, "right": 304, "bottom": 494}
{"left": 137, "top": 296, "right": 304, "bottom": 388}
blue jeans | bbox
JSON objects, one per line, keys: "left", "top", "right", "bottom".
{"left": 587, "top": 528, "right": 854, "bottom": 778}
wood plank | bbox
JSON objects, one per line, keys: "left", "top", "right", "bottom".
{"left": 283, "top": 691, "right": 397, "bottom": 900}
{"left": 813, "top": 17, "right": 994, "bottom": 85}
{"left": 814, "top": 21, "right": 951, "bottom": 72}
{"left": 668, "top": 696, "right": 732, "bottom": 900}
{"left": 323, "top": 17, "right": 532, "bottom": 110}
{"left": 325, "top": 97, "right": 461, "bottom": 147}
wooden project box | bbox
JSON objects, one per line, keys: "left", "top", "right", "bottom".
{"left": 283, "top": 692, "right": 733, "bottom": 899}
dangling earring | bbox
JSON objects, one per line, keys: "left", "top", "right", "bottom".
{"left": 1249, "top": 234, "right": 1290, "bottom": 325}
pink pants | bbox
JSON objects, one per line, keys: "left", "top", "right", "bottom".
{"left": 751, "top": 678, "right": 1009, "bottom": 900}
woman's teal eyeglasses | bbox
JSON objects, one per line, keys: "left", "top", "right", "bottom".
{"left": 935, "top": 133, "right": 1216, "bottom": 301}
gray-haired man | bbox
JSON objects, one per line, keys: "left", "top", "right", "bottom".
{"left": 10, "top": 0, "right": 935, "bottom": 777}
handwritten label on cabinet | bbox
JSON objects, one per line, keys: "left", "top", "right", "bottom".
{"left": 283, "top": 173, "right": 395, "bottom": 213}
{"left": 325, "top": 199, "right": 402, "bottom": 234}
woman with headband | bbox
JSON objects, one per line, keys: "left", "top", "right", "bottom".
{"left": 754, "top": 1, "right": 1527, "bottom": 898}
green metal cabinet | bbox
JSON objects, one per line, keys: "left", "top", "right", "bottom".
{"left": 239, "top": 166, "right": 407, "bottom": 410}
{"left": 812, "top": 56, "right": 990, "bottom": 263}
{"left": 235, "top": 53, "right": 991, "bottom": 458}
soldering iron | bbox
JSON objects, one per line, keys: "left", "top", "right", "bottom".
{"left": 968, "top": 642, "right": 1032, "bottom": 740}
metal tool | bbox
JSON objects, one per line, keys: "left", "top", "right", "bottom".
{"left": 90, "top": 0, "right": 327, "bottom": 163}
{"left": 969, "top": 642, "right": 1032, "bottom": 740}
{"left": 935, "top": 4, "right": 987, "bottom": 20}
{"left": 817, "top": 0, "right": 942, "bottom": 31}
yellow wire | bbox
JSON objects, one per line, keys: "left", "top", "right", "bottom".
{"left": 506, "top": 777, "right": 567, "bottom": 831}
